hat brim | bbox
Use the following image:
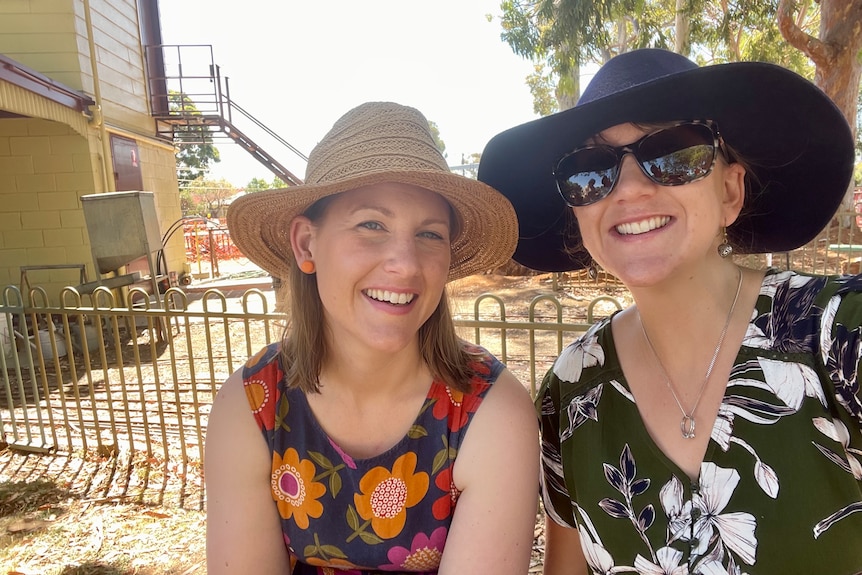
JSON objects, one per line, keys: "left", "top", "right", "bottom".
{"left": 478, "top": 61, "right": 854, "bottom": 272}
{"left": 227, "top": 169, "right": 519, "bottom": 281}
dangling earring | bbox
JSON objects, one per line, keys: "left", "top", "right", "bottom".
{"left": 300, "top": 260, "right": 316, "bottom": 274}
{"left": 587, "top": 260, "right": 599, "bottom": 281}
{"left": 717, "top": 227, "right": 733, "bottom": 258}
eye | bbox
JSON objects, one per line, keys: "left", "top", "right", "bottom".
{"left": 358, "top": 221, "right": 385, "bottom": 231}
{"left": 418, "top": 230, "right": 446, "bottom": 241}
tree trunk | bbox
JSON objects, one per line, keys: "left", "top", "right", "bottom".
{"left": 557, "top": 65, "right": 580, "bottom": 110}
{"left": 675, "top": 0, "right": 691, "bottom": 56}
{"left": 778, "top": 0, "right": 862, "bottom": 207}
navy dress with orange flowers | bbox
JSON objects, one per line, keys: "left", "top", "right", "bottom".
{"left": 241, "top": 342, "right": 502, "bottom": 575}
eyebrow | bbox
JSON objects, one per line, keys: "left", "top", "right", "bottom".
{"left": 350, "top": 203, "right": 450, "bottom": 228}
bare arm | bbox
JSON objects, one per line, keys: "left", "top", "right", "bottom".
{"left": 205, "top": 370, "right": 290, "bottom": 574}
{"left": 438, "top": 368, "right": 541, "bottom": 575}
{"left": 543, "top": 516, "right": 588, "bottom": 575}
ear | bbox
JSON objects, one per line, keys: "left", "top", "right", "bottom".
{"left": 721, "top": 162, "right": 746, "bottom": 227}
{"left": 290, "top": 215, "right": 315, "bottom": 263}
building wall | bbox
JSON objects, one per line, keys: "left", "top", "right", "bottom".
{"left": 0, "top": 117, "right": 97, "bottom": 300}
{"left": 0, "top": 0, "right": 187, "bottom": 299}
{"left": 0, "top": 1, "right": 82, "bottom": 90}
{"left": 0, "top": 118, "right": 186, "bottom": 303}
{"left": 0, "top": 0, "right": 152, "bottom": 133}
{"left": 137, "top": 135, "right": 187, "bottom": 277}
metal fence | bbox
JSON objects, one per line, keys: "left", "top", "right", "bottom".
{"left": 4, "top": 209, "right": 862, "bottom": 507}
{"left": 0, "top": 282, "right": 614, "bottom": 507}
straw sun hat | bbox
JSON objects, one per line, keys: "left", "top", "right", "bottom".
{"left": 478, "top": 49, "right": 855, "bottom": 272}
{"left": 227, "top": 102, "right": 518, "bottom": 281}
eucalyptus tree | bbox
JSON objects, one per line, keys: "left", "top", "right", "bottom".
{"left": 170, "top": 91, "right": 221, "bottom": 190}
{"left": 778, "top": 0, "right": 862, "bottom": 148}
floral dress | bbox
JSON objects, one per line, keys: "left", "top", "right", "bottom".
{"left": 539, "top": 270, "right": 862, "bottom": 574}
{"left": 241, "top": 342, "right": 502, "bottom": 574}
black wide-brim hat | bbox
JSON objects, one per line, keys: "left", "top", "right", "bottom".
{"left": 478, "top": 49, "right": 855, "bottom": 272}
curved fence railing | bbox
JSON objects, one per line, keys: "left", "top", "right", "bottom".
{"left": 0, "top": 284, "right": 621, "bottom": 509}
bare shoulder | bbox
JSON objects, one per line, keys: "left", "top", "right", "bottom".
{"left": 455, "top": 366, "right": 539, "bottom": 488}
{"left": 440, "top": 366, "right": 540, "bottom": 574}
{"left": 478, "top": 367, "right": 539, "bottom": 426}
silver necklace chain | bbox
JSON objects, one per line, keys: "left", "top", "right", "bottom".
{"left": 638, "top": 268, "right": 743, "bottom": 439}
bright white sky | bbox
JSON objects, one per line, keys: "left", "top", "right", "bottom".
{"left": 158, "top": 0, "right": 542, "bottom": 187}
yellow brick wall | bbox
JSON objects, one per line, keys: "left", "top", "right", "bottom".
{"left": 0, "top": 118, "right": 96, "bottom": 301}
{"left": 0, "top": 120, "right": 186, "bottom": 302}
{"left": 0, "top": 1, "right": 189, "bottom": 297}
{"left": 138, "top": 140, "right": 186, "bottom": 278}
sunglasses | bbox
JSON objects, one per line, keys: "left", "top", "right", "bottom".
{"left": 553, "top": 120, "right": 723, "bottom": 207}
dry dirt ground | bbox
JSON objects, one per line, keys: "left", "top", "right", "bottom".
{"left": 0, "top": 271, "right": 631, "bottom": 575}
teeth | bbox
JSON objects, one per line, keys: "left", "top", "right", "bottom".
{"left": 365, "top": 289, "right": 415, "bottom": 305}
{"left": 616, "top": 216, "right": 670, "bottom": 235}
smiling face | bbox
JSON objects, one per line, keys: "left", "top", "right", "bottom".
{"left": 571, "top": 122, "right": 746, "bottom": 288}
{"left": 290, "top": 183, "right": 453, "bottom": 357}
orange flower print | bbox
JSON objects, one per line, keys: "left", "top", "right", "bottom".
{"left": 432, "top": 465, "right": 460, "bottom": 520}
{"left": 271, "top": 448, "right": 326, "bottom": 529}
{"left": 244, "top": 379, "right": 270, "bottom": 414}
{"left": 354, "top": 452, "right": 429, "bottom": 539}
{"left": 245, "top": 346, "right": 270, "bottom": 369}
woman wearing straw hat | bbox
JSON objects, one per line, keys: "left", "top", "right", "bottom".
{"left": 205, "top": 102, "right": 539, "bottom": 574}
{"left": 479, "top": 49, "right": 862, "bottom": 574}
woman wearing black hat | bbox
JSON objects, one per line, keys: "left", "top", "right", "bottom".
{"left": 206, "top": 102, "right": 540, "bottom": 574}
{"left": 479, "top": 49, "right": 862, "bottom": 574}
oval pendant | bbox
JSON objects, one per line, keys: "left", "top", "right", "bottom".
{"left": 680, "top": 415, "right": 696, "bottom": 439}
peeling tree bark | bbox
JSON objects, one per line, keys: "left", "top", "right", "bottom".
{"left": 778, "top": 0, "right": 862, "bottom": 206}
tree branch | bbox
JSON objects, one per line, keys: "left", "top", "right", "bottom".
{"left": 777, "top": 0, "right": 833, "bottom": 68}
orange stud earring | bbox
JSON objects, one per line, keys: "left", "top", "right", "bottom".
{"left": 299, "top": 260, "right": 316, "bottom": 274}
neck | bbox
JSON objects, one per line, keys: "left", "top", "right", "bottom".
{"left": 627, "top": 264, "right": 750, "bottom": 374}
{"left": 632, "top": 263, "right": 742, "bottom": 328}
{"left": 320, "top": 341, "right": 429, "bottom": 399}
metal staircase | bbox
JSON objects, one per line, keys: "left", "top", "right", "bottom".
{"left": 145, "top": 44, "right": 305, "bottom": 186}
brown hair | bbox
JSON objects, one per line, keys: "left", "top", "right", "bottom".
{"left": 279, "top": 195, "right": 480, "bottom": 394}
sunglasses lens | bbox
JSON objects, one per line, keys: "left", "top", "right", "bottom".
{"left": 638, "top": 124, "right": 716, "bottom": 185}
{"left": 555, "top": 147, "right": 618, "bottom": 206}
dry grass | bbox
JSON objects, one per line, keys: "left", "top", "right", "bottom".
{"left": 0, "top": 449, "right": 206, "bottom": 575}
{"left": 0, "top": 271, "right": 624, "bottom": 575}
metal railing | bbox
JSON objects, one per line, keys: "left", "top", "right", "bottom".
{"left": 4, "top": 209, "right": 862, "bottom": 507}
{"left": 0, "top": 283, "right": 613, "bottom": 508}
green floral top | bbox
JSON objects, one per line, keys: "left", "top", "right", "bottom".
{"left": 539, "top": 270, "right": 862, "bottom": 574}
{"left": 242, "top": 342, "right": 501, "bottom": 574}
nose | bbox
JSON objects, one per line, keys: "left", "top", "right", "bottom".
{"left": 611, "top": 153, "right": 655, "bottom": 201}
{"left": 383, "top": 235, "right": 422, "bottom": 276}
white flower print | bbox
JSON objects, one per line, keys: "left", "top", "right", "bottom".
{"left": 660, "top": 464, "right": 758, "bottom": 568}
{"left": 575, "top": 506, "right": 638, "bottom": 574}
{"left": 691, "top": 464, "right": 757, "bottom": 566}
{"left": 610, "top": 379, "right": 635, "bottom": 403}
{"left": 554, "top": 324, "right": 606, "bottom": 383}
{"left": 757, "top": 357, "right": 826, "bottom": 410}
{"left": 659, "top": 475, "right": 692, "bottom": 544}
{"left": 743, "top": 272, "right": 815, "bottom": 350}
{"left": 561, "top": 385, "right": 603, "bottom": 442}
{"left": 811, "top": 416, "right": 862, "bottom": 539}
{"left": 758, "top": 270, "right": 811, "bottom": 299}
{"left": 812, "top": 416, "right": 862, "bottom": 480}
{"left": 708, "top": 403, "right": 781, "bottom": 498}
{"left": 819, "top": 295, "right": 840, "bottom": 360}
{"left": 634, "top": 546, "right": 689, "bottom": 575}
